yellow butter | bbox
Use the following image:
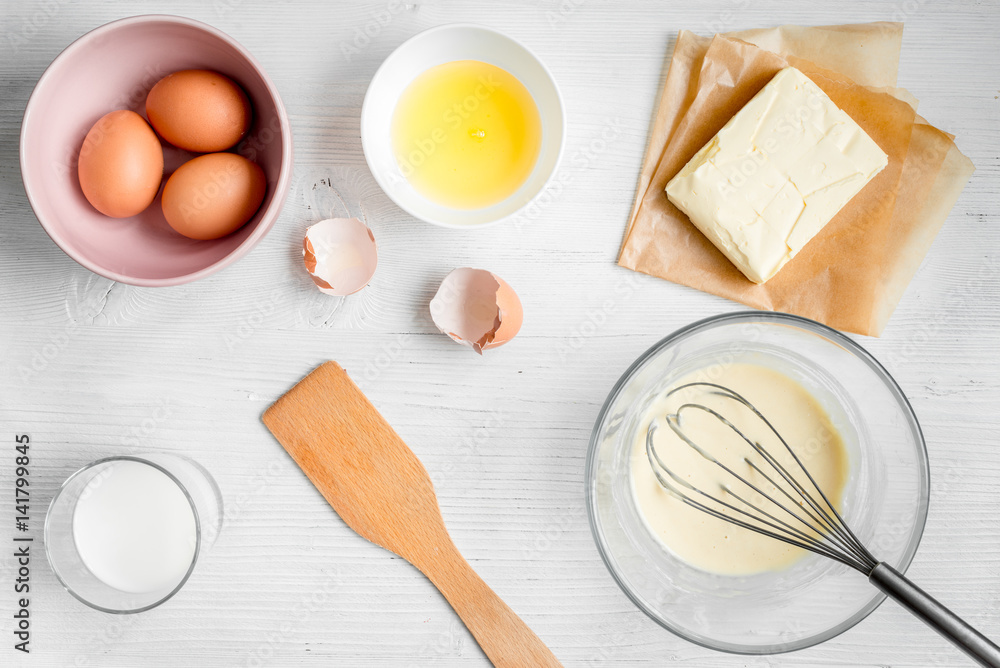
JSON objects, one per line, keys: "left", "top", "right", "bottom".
{"left": 665, "top": 67, "right": 888, "bottom": 284}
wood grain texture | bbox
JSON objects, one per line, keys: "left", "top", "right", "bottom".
{"left": 263, "top": 361, "right": 562, "bottom": 667}
{"left": 0, "top": 0, "right": 998, "bottom": 666}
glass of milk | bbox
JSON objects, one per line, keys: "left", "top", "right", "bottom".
{"left": 44, "top": 454, "right": 222, "bottom": 613}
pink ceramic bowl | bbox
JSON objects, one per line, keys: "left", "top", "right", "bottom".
{"left": 20, "top": 15, "right": 293, "bottom": 287}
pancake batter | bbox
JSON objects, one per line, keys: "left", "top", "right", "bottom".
{"left": 631, "top": 363, "right": 849, "bottom": 575}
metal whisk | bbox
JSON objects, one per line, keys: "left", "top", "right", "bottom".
{"left": 646, "top": 382, "right": 1000, "bottom": 668}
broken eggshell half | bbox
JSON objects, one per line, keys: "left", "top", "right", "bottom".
{"left": 429, "top": 267, "right": 523, "bottom": 354}
{"left": 302, "top": 218, "right": 378, "bottom": 296}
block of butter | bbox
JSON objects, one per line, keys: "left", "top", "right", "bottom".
{"left": 665, "top": 66, "right": 889, "bottom": 284}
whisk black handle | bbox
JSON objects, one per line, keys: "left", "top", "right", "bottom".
{"left": 870, "top": 562, "right": 1000, "bottom": 667}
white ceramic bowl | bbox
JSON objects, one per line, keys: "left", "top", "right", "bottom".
{"left": 361, "top": 23, "right": 565, "bottom": 228}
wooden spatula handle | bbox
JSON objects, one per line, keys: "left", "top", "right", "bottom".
{"left": 264, "top": 362, "right": 562, "bottom": 666}
{"left": 419, "top": 541, "right": 563, "bottom": 667}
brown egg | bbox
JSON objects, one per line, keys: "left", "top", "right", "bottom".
{"left": 78, "top": 110, "right": 163, "bottom": 218}
{"left": 161, "top": 153, "right": 266, "bottom": 240}
{"left": 146, "top": 70, "right": 252, "bottom": 152}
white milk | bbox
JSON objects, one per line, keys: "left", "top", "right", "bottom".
{"left": 72, "top": 460, "right": 197, "bottom": 594}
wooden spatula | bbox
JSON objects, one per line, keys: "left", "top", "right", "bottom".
{"left": 263, "top": 361, "right": 562, "bottom": 668}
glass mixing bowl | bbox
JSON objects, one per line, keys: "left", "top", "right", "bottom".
{"left": 586, "top": 312, "right": 930, "bottom": 654}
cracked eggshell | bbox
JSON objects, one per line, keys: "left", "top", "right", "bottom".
{"left": 303, "top": 218, "right": 378, "bottom": 296}
{"left": 429, "top": 268, "right": 523, "bottom": 354}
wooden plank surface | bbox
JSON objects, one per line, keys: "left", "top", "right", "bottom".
{"left": 1, "top": 1, "right": 998, "bottom": 666}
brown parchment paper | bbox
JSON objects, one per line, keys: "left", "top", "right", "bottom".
{"left": 871, "top": 124, "right": 976, "bottom": 332}
{"left": 623, "top": 23, "right": 905, "bottom": 246}
{"left": 619, "top": 24, "right": 974, "bottom": 336}
{"left": 729, "top": 23, "right": 903, "bottom": 89}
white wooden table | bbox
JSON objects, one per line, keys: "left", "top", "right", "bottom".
{"left": 2, "top": 1, "right": 998, "bottom": 666}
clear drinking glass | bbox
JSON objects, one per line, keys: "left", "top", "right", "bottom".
{"left": 45, "top": 453, "right": 223, "bottom": 614}
{"left": 586, "top": 312, "right": 930, "bottom": 654}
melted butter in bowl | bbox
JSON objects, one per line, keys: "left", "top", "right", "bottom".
{"left": 390, "top": 60, "right": 543, "bottom": 210}
{"left": 587, "top": 312, "right": 929, "bottom": 653}
{"left": 630, "top": 363, "right": 850, "bottom": 576}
